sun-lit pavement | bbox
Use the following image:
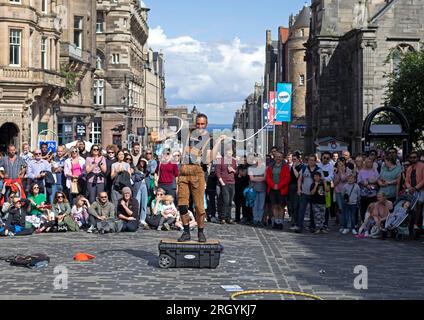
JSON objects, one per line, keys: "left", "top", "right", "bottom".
{"left": 0, "top": 221, "right": 423, "bottom": 300}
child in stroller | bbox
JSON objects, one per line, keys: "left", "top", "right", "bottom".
{"left": 384, "top": 194, "right": 415, "bottom": 240}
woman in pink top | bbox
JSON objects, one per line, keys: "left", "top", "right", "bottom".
{"left": 86, "top": 145, "right": 107, "bottom": 203}
{"left": 334, "top": 160, "right": 348, "bottom": 227}
{"left": 64, "top": 147, "right": 86, "bottom": 205}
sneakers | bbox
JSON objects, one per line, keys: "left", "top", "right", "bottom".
{"left": 342, "top": 229, "right": 350, "bottom": 235}
{"left": 220, "top": 220, "right": 226, "bottom": 225}
{"left": 178, "top": 231, "right": 191, "bottom": 242}
{"left": 314, "top": 229, "right": 321, "bottom": 234}
{"left": 352, "top": 229, "right": 358, "bottom": 235}
{"left": 143, "top": 224, "right": 151, "bottom": 230}
{"left": 294, "top": 226, "right": 302, "bottom": 233}
{"left": 157, "top": 226, "right": 162, "bottom": 231}
{"left": 87, "top": 226, "right": 96, "bottom": 233}
{"left": 364, "top": 231, "right": 370, "bottom": 238}
{"left": 339, "top": 228, "right": 344, "bottom": 233}
{"left": 198, "top": 232, "right": 207, "bottom": 243}
{"left": 321, "top": 229, "right": 329, "bottom": 234}
{"left": 163, "top": 223, "right": 171, "bottom": 231}
{"left": 289, "top": 226, "right": 297, "bottom": 231}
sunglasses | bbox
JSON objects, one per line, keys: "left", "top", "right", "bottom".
{"left": 93, "top": 148, "right": 99, "bottom": 151}
{"left": 34, "top": 153, "right": 41, "bottom": 155}
{"left": 71, "top": 150, "right": 78, "bottom": 153}
{"left": 33, "top": 186, "right": 40, "bottom": 189}
{"left": 57, "top": 195, "right": 64, "bottom": 198}
{"left": 126, "top": 158, "right": 132, "bottom": 161}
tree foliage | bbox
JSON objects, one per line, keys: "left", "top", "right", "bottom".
{"left": 386, "top": 46, "right": 424, "bottom": 148}
{"left": 59, "top": 64, "right": 78, "bottom": 102}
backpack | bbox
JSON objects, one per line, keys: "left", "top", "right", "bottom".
{"left": 3, "top": 253, "right": 50, "bottom": 269}
{"left": 243, "top": 186, "right": 256, "bottom": 208}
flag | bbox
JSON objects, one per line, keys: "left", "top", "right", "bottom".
{"left": 269, "top": 91, "right": 282, "bottom": 125}
{"left": 276, "top": 83, "right": 292, "bottom": 122}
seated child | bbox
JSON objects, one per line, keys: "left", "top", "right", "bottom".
{"left": 157, "top": 195, "right": 177, "bottom": 231}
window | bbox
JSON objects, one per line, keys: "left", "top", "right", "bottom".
{"left": 299, "top": 74, "right": 305, "bottom": 86}
{"left": 123, "top": 18, "right": 127, "bottom": 28}
{"left": 96, "top": 12, "right": 104, "bottom": 33}
{"left": 300, "top": 28, "right": 305, "bottom": 37}
{"left": 74, "top": 16, "right": 83, "bottom": 49}
{"left": 391, "top": 44, "right": 414, "bottom": 76}
{"left": 90, "top": 122, "right": 102, "bottom": 144}
{"left": 41, "top": 37, "right": 47, "bottom": 69}
{"left": 93, "top": 79, "right": 104, "bottom": 106}
{"left": 41, "top": 0, "right": 48, "bottom": 13}
{"left": 112, "top": 53, "right": 120, "bottom": 64}
{"left": 128, "top": 82, "right": 134, "bottom": 107}
{"left": 9, "top": 0, "right": 21, "bottom": 3}
{"left": 9, "top": 29, "right": 21, "bottom": 66}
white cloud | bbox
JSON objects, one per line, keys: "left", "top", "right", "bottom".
{"left": 149, "top": 26, "right": 265, "bottom": 123}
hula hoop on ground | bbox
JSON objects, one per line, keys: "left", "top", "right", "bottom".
{"left": 230, "top": 290, "right": 323, "bottom": 300}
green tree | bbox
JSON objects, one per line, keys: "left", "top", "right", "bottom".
{"left": 59, "top": 64, "right": 78, "bottom": 102}
{"left": 386, "top": 46, "right": 424, "bottom": 148}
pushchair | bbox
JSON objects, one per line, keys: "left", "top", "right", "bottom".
{"left": 384, "top": 194, "right": 417, "bottom": 240}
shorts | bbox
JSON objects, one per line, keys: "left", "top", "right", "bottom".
{"left": 269, "top": 190, "right": 286, "bottom": 207}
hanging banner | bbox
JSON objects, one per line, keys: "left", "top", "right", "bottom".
{"left": 276, "top": 83, "right": 292, "bottom": 122}
{"left": 269, "top": 91, "right": 282, "bottom": 125}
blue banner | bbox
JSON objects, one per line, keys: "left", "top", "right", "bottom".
{"left": 276, "top": 83, "right": 292, "bottom": 122}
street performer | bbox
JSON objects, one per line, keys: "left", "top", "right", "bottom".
{"left": 177, "top": 113, "right": 225, "bottom": 243}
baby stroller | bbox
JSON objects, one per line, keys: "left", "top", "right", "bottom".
{"left": 384, "top": 194, "right": 417, "bottom": 240}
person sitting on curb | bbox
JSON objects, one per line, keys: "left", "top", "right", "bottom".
{"left": 52, "top": 191, "right": 78, "bottom": 232}
{"left": 87, "top": 192, "right": 116, "bottom": 233}
{"left": 71, "top": 195, "right": 90, "bottom": 229}
{"left": 157, "top": 195, "right": 177, "bottom": 231}
{"left": 146, "top": 188, "right": 166, "bottom": 229}
{"left": 1, "top": 192, "right": 17, "bottom": 222}
{"left": 117, "top": 187, "right": 139, "bottom": 233}
{"left": 2, "top": 197, "right": 34, "bottom": 236}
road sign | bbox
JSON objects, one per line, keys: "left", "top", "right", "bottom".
{"left": 76, "top": 124, "right": 86, "bottom": 138}
{"left": 39, "top": 141, "right": 57, "bottom": 153}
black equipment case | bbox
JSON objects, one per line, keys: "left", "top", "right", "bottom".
{"left": 158, "top": 239, "right": 223, "bottom": 269}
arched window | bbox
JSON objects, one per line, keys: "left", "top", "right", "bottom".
{"left": 391, "top": 44, "right": 415, "bottom": 75}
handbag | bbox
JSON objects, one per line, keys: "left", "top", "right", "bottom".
{"left": 71, "top": 178, "right": 79, "bottom": 194}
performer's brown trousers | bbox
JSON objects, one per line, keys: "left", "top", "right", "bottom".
{"left": 178, "top": 164, "right": 206, "bottom": 229}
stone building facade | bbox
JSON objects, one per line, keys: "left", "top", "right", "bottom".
{"left": 287, "top": 5, "right": 310, "bottom": 153}
{"left": 57, "top": 0, "right": 97, "bottom": 146}
{"left": 0, "top": 0, "right": 65, "bottom": 151}
{"left": 305, "top": 0, "right": 424, "bottom": 154}
{"left": 232, "top": 83, "right": 264, "bottom": 155}
{"left": 95, "top": 0, "right": 149, "bottom": 149}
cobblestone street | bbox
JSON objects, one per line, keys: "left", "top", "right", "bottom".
{"left": 0, "top": 222, "right": 423, "bottom": 300}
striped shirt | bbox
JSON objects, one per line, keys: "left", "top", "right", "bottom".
{"left": 0, "top": 156, "right": 27, "bottom": 179}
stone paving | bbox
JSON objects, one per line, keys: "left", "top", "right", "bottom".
{"left": 0, "top": 221, "right": 423, "bottom": 300}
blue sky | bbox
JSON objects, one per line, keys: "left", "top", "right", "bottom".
{"left": 146, "top": 0, "right": 310, "bottom": 124}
